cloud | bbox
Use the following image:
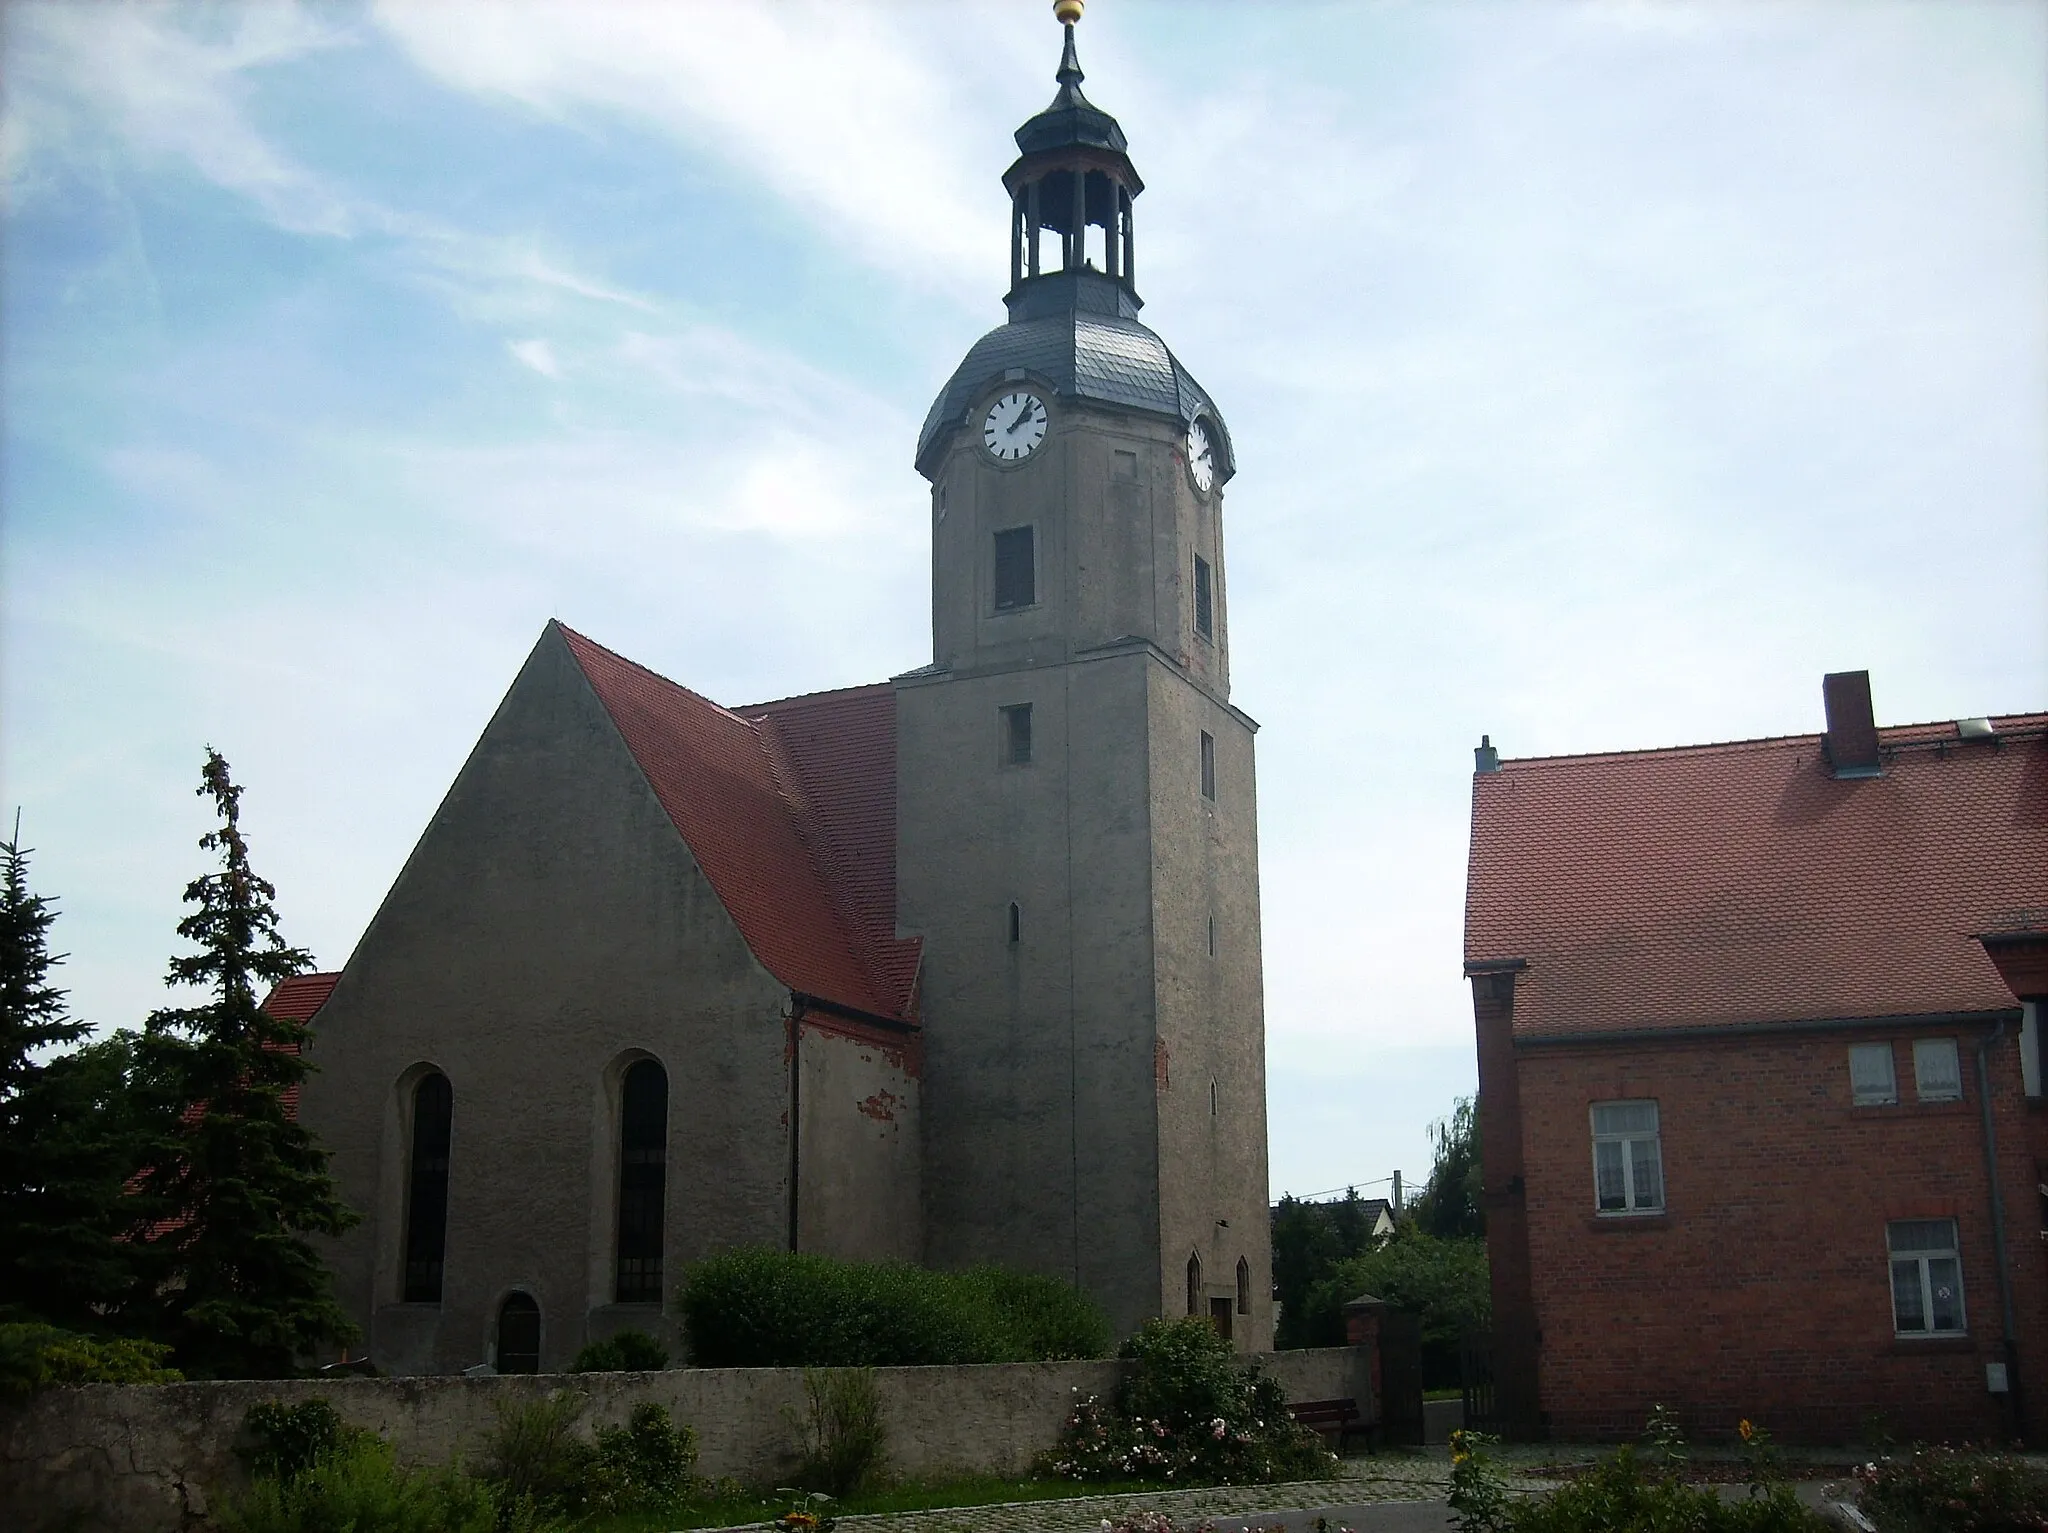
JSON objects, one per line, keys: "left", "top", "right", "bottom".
{"left": 507, "top": 338, "right": 561, "bottom": 378}
{"left": 371, "top": 0, "right": 1037, "bottom": 302}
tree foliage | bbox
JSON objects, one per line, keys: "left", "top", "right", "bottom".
{"left": 1410, "top": 1095, "right": 1483, "bottom": 1240}
{"left": 0, "top": 824, "right": 155, "bottom": 1326}
{"left": 1300, "top": 1227, "right": 1490, "bottom": 1387}
{"left": 1271, "top": 1190, "right": 1386, "bottom": 1349}
{"left": 130, "top": 748, "right": 359, "bottom": 1377}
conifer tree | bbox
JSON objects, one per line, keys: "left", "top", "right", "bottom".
{"left": 133, "top": 750, "right": 358, "bottom": 1377}
{"left": 0, "top": 819, "right": 136, "bottom": 1324}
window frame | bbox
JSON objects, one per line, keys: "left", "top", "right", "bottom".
{"left": 1200, "top": 730, "right": 1217, "bottom": 801}
{"left": 1193, "top": 554, "right": 1214, "bottom": 640}
{"left": 1912, "top": 1037, "right": 1962, "bottom": 1103}
{"left": 1848, "top": 1041, "right": 1899, "bottom": 1106}
{"left": 1887, "top": 1218, "right": 1966, "bottom": 1338}
{"left": 1589, "top": 1099, "right": 1665, "bottom": 1216}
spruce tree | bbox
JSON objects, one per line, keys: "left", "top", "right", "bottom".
{"left": 0, "top": 819, "right": 130, "bottom": 1324}
{"left": 133, "top": 749, "right": 358, "bottom": 1377}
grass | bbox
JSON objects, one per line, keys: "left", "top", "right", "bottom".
{"left": 584, "top": 1473, "right": 1198, "bottom": 1532}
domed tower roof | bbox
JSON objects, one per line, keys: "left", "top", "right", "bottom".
{"left": 915, "top": 3, "right": 1232, "bottom": 483}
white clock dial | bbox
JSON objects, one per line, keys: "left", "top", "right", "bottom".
{"left": 1186, "top": 418, "right": 1216, "bottom": 495}
{"left": 983, "top": 390, "right": 1049, "bottom": 462}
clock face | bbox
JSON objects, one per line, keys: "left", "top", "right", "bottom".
{"left": 984, "top": 390, "right": 1049, "bottom": 462}
{"left": 1186, "top": 418, "right": 1216, "bottom": 495}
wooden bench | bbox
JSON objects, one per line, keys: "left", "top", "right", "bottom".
{"left": 1288, "top": 1396, "right": 1370, "bottom": 1454}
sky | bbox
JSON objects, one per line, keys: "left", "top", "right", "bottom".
{"left": 3, "top": 0, "right": 2044, "bottom": 1207}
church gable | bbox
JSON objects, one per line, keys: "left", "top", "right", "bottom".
{"left": 559, "top": 625, "right": 918, "bottom": 1023}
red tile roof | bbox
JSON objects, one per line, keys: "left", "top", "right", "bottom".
{"left": 264, "top": 971, "right": 340, "bottom": 1024}
{"left": 560, "top": 624, "right": 920, "bottom": 1023}
{"left": 1465, "top": 714, "right": 2048, "bottom": 1037}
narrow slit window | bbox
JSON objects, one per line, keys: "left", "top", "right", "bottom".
{"left": 1208, "top": 917, "right": 1217, "bottom": 957}
{"left": 1008, "top": 901, "right": 1021, "bottom": 944}
{"left": 1002, "top": 704, "right": 1033, "bottom": 766}
{"left": 993, "top": 526, "right": 1036, "bottom": 610}
{"left": 615, "top": 1060, "right": 668, "bottom": 1304}
{"left": 1210, "top": 1080, "right": 1218, "bottom": 1116}
{"left": 1236, "top": 1256, "right": 1251, "bottom": 1315}
{"left": 1200, "top": 731, "right": 1217, "bottom": 801}
{"left": 1193, "top": 555, "right": 1213, "bottom": 639}
{"left": 1186, "top": 1251, "right": 1202, "bottom": 1316}
{"left": 402, "top": 1072, "right": 453, "bottom": 1303}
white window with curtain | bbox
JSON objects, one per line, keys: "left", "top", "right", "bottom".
{"left": 1590, "top": 1100, "right": 1664, "bottom": 1214}
{"left": 1849, "top": 1042, "right": 1898, "bottom": 1106}
{"left": 1912, "top": 1038, "right": 1962, "bottom": 1103}
{"left": 1888, "top": 1219, "right": 1965, "bottom": 1336}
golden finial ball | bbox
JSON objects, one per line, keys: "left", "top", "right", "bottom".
{"left": 1054, "top": 0, "right": 1085, "bottom": 25}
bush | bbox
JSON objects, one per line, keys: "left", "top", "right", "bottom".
{"left": 0, "top": 1322, "right": 182, "bottom": 1397}
{"left": 791, "top": 1367, "right": 889, "bottom": 1496}
{"left": 570, "top": 1329, "right": 670, "bottom": 1372}
{"left": 1508, "top": 1447, "right": 1820, "bottom": 1533}
{"left": 585, "top": 1402, "right": 698, "bottom": 1513}
{"left": 241, "top": 1400, "right": 352, "bottom": 1483}
{"left": 1857, "top": 1444, "right": 2048, "bottom": 1532}
{"left": 477, "top": 1391, "right": 699, "bottom": 1517}
{"left": 1042, "top": 1317, "right": 1334, "bottom": 1485}
{"left": 1295, "top": 1229, "right": 1489, "bottom": 1388}
{"left": 677, "top": 1249, "right": 1111, "bottom": 1367}
{"left": 217, "top": 1434, "right": 509, "bottom": 1533}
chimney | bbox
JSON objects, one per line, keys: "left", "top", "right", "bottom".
{"left": 1822, "top": 670, "right": 1882, "bottom": 779}
{"left": 1474, "top": 735, "right": 1501, "bottom": 774}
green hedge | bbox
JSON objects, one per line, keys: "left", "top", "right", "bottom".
{"left": 677, "top": 1250, "right": 1111, "bottom": 1367}
{"left": 0, "top": 1322, "right": 183, "bottom": 1397}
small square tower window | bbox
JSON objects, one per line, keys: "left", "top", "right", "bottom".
{"left": 1849, "top": 1042, "right": 1898, "bottom": 1106}
{"left": 1913, "top": 1038, "right": 1962, "bottom": 1102}
{"left": 993, "top": 526, "right": 1035, "bottom": 610}
{"left": 1001, "top": 704, "right": 1033, "bottom": 766}
{"left": 1193, "top": 555, "right": 1214, "bottom": 639}
{"left": 1200, "top": 731, "right": 1216, "bottom": 801}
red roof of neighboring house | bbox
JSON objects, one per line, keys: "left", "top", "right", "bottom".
{"left": 1465, "top": 714, "right": 2048, "bottom": 1038}
{"left": 560, "top": 625, "right": 920, "bottom": 1024}
{"left": 264, "top": 971, "right": 340, "bottom": 1024}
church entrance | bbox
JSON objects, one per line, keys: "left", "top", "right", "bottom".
{"left": 496, "top": 1292, "right": 540, "bottom": 1373}
{"left": 1209, "top": 1295, "right": 1233, "bottom": 1340}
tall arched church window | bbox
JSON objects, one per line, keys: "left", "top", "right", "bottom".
{"left": 1236, "top": 1257, "right": 1251, "bottom": 1316}
{"left": 496, "top": 1291, "right": 540, "bottom": 1374}
{"left": 615, "top": 1060, "right": 669, "bottom": 1304}
{"left": 1185, "top": 1251, "right": 1202, "bottom": 1317}
{"left": 402, "top": 1072, "right": 452, "bottom": 1303}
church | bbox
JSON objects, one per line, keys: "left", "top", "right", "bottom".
{"left": 294, "top": 3, "right": 1274, "bottom": 1374}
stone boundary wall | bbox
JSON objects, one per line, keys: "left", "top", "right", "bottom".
{"left": 0, "top": 1347, "right": 1370, "bottom": 1533}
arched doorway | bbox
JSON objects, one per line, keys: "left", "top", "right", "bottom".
{"left": 496, "top": 1292, "right": 540, "bottom": 1374}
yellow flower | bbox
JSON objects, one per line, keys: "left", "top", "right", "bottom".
{"left": 1738, "top": 1419, "right": 1755, "bottom": 1444}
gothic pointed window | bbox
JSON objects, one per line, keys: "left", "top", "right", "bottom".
{"left": 402, "top": 1072, "right": 452, "bottom": 1303}
{"left": 1236, "top": 1257, "right": 1251, "bottom": 1315}
{"left": 1186, "top": 1251, "right": 1202, "bottom": 1316}
{"left": 615, "top": 1060, "right": 669, "bottom": 1304}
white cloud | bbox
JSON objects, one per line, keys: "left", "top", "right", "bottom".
{"left": 507, "top": 338, "right": 561, "bottom": 378}
{"left": 371, "top": 0, "right": 1037, "bottom": 302}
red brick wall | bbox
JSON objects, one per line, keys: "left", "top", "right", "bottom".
{"left": 1510, "top": 1025, "right": 2042, "bottom": 1443}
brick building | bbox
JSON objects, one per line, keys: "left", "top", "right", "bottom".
{"left": 1464, "top": 672, "right": 2048, "bottom": 1442}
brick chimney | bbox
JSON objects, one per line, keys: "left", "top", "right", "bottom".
{"left": 1822, "top": 670, "right": 1882, "bottom": 779}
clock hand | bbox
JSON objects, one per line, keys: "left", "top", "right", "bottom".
{"left": 1006, "top": 409, "right": 1030, "bottom": 435}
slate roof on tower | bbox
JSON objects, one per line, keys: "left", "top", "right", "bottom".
{"left": 1465, "top": 714, "right": 2048, "bottom": 1039}
{"left": 559, "top": 624, "right": 920, "bottom": 1024}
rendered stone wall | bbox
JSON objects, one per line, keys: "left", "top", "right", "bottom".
{"left": 0, "top": 1347, "right": 1371, "bottom": 1533}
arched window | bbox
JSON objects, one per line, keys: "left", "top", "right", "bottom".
{"left": 1185, "top": 1251, "right": 1202, "bottom": 1317}
{"left": 496, "top": 1291, "right": 540, "bottom": 1374}
{"left": 615, "top": 1059, "right": 669, "bottom": 1304}
{"left": 1236, "top": 1257, "right": 1251, "bottom": 1316}
{"left": 402, "top": 1072, "right": 452, "bottom": 1303}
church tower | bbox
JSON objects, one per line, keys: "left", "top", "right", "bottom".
{"left": 897, "top": 2, "right": 1271, "bottom": 1347}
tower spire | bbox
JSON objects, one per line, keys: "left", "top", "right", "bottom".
{"left": 1054, "top": 4, "right": 1085, "bottom": 104}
